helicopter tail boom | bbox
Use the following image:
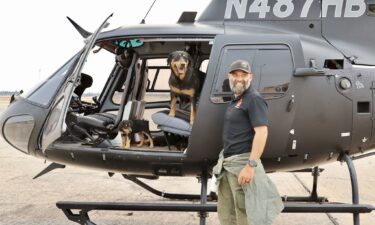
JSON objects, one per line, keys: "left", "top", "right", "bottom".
{"left": 198, "top": 0, "right": 375, "bottom": 65}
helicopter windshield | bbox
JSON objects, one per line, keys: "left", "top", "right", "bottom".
{"left": 23, "top": 52, "right": 82, "bottom": 107}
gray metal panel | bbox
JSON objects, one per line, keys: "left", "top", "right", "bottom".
{"left": 289, "top": 73, "right": 352, "bottom": 157}
{"left": 349, "top": 67, "right": 375, "bottom": 152}
{"left": 198, "top": 0, "right": 375, "bottom": 66}
{"left": 224, "top": 22, "right": 346, "bottom": 69}
{"left": 321, "top": 1, "right": 375, "bottom": 65}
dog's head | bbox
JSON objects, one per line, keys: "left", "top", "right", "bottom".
{"left": 119, "top": 120, "right": 133, "bottom": 134}
{"left": 168, "top": 51, "right": 192, "bottom": 80}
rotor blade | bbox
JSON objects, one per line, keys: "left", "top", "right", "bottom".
{"left": 33, "top": 163, "right": 66, "bottom": 179}
{"left": 66, "top": 16, "right": 92, "bottom": 38}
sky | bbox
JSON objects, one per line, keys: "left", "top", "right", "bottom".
{"left": 0, "top": 0, "right": 211, "bottom": 92}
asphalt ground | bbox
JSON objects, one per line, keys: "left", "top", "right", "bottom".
{"left": 0, "top": 99, "right": 374, "bottom": 225}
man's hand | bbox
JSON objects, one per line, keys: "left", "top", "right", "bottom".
{"left": 238, "top": 165, "right": 255, "bottom": 185}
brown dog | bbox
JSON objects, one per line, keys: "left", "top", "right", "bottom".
{"left": 118, "top": 120, "right": 154, "bottom": 149}
{"left": 168, "top": 51, "right": 205, "bottom": 125}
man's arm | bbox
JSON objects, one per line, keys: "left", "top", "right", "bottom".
{"left": 249, "top": 125, "right": 268, "bottom": 160}
{"left": 238, "top": 125, "right": 268, "bottom": 185}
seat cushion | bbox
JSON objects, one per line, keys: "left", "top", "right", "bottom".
{"left": 151, "top": 110, "right": 191, "bottom": 136}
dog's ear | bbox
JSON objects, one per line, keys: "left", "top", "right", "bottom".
{"left": 167, "top": 52, "right": 174, "bottom": 66}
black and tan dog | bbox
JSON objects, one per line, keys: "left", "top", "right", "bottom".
{"left": 118, "top": 120, "right": 154, "bottom": 149}
{"left": 168, "top": 50, "right": 205, "bottom": 125}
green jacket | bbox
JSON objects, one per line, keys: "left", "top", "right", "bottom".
{"left": 213, "top": 151, "right": 284, "bottom": 225}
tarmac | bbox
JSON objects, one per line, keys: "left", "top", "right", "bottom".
{"left": 0, "top": 101, "right": 374, "bottom": 225}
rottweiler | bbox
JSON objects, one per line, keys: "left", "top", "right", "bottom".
{"left": 118, "top": 120, "right": 154, "bottom": 149}
{"left": 167, "top": 50, "right": 205, "bottom": 125}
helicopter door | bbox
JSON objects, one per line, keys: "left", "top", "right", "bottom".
{"left": 190, "top": 34, "right": 303, "bottom": 160}
{"left": 41, "top": 14, "right": 113, "bottom": 151}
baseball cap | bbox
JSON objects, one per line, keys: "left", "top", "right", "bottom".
{"left": 229, "top": 59, "right": 251, "bottom": 74}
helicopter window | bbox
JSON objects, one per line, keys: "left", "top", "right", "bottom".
{"left": 26, "top": 53, "right": 81, "bottom": 107}
{"left": 254, "top": 49, "right": 293, "bottom": 95}
{"left": 143, "top": 58, "right": 173, "bottom": 131}
{"left": 80, "top": 48, "right": 115, "bottom": 102}
{"left": 146, "top": 58, "right": 170, "bottom": 92}
{"left": 211, "top": 44, "right": 293, "bottom": 102}
{"left": 212, "top": 47, "right": 257, "bottom": 96}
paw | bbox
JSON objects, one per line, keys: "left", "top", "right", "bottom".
{"left": 168, "top": 112, "right": 175, "bottom": 117}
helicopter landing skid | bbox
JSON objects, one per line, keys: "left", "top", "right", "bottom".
{"left": 282, "top": 167, "right": 328, "bottom": 203}
{"left": 56, "top": 154, "right": 374, "bottom": 225}
{"left": 56, "top": 201, "right": 374, "bottom": 225}
{"left": 121, "top": 174, "right": 217, "bottom": 201}
{"left": 58, "top": 167, "right": 212, "bottom": 225}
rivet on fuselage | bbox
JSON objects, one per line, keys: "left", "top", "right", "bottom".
{"left": 292, "top": 140, "right": 297, "bottom": 150}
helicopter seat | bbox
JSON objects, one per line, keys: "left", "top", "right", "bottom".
{"left": 74, "top": 112, "right": 118, "bottom": 139}
{"left": 75, "top": 99, "right": 145, "bottom": 141}
{"left": 151, "top": 109, "right": 192, "bottom": 137}
{"left": 76, "top": 113, "right": 117, "bottom": 131}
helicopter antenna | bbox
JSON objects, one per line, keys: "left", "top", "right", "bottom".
{"left": 140, "top": 0, "right": 157, "bottom": 24}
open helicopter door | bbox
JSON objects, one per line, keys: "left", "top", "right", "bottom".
{"left": 190, "top": 34, "right": 304, "bottom": 160}
{"left": 41, "top": 14, "right": 113, "bottom": 151}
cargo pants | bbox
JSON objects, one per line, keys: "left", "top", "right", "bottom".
{"left": 213, "top": 151, "right": 284, "bottom": 225}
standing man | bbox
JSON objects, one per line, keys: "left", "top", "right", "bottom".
{"left": 213, "top": 59, "right": 284, "bottom": 225}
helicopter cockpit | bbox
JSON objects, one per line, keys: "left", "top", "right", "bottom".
{"left": 63, "top": 38, "right": 211, "bottom": 152}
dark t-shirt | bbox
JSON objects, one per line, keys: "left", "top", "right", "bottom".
{"left": 222, "top": 85, "right": 268, "bottom": 158}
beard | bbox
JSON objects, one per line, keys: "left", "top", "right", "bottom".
{"left": 229, "top": 78, "right": 251, "bottom": 96}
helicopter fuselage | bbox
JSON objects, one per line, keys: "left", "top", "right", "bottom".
{"left": 1, "top": 0, "right": 375, "bottom": 177}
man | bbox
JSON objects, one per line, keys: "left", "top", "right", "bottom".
{"left": 213, "top": 59, "right": 284, "bottom": 225}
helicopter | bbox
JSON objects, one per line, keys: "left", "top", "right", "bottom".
{"left": 1, "top": 0, "right": 375, "bottom": 224}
